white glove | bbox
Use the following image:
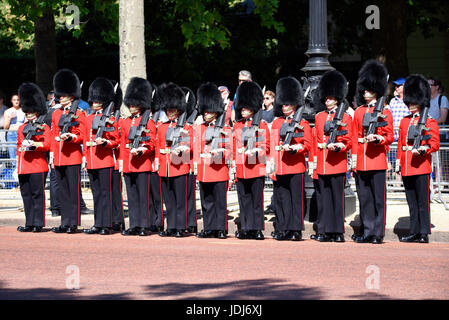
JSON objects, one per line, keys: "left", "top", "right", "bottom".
{"left": 22, "top": 139, "right": 34, "bottom": 147}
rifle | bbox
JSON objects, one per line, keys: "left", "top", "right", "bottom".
{"left": 361, "top": 95, "right": 388, "bottom": 144}
{"left": 56, "top": 99, "right": 80, "bottom": 141}
{"left": 324, "top": 100, "right": 348, "bottom": 147}
{"left": 186, "top": 109, "right": 198, "bottom": 125}
{"left": 127, "top": 109, "right": 152, "bottom": 151}
{"left": 275, "top": 86, "right": 310, "bottom": 150}
{"left": 18, "top": 114, "right": 47, "bottom": 152}
{"left": 88, "top": 101, "right": 116, "bottom": 146}
{"left": 202, "top": 111, "right": 228, "bottom": 159}
{"left": 408, "top": 106, "right": 431, "bottom": 155}
{"left": 165, "top": 111, "right": 188, "bottom": 151}
{"left": 241, "top": 109, "right": 263, "bottom": 153}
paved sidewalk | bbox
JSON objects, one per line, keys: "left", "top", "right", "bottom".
{"left": 1, "top": 189, "right": 449, "bottom": 242}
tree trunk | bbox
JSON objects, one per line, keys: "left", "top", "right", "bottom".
{"left": 371, "top": 0, "right": 409, "bottom": 80}
{"left": 119, "top": 0, "right": 147, "bottom": 117}
{"left": 34, "top": 6, "right": 57, "bottom": 95}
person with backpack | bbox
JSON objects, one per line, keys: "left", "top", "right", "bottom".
{"left": 428, "top": 77, "right": 449, "bottom": 142}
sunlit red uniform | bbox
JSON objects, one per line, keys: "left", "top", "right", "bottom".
{"left": 119, "top": 114, "right": 157, "bottom": 230}
{"left": 351, "top": 104, "right": 394, "bottom": 239}
{"left": 313, "top": 109, "right": 353, "bottom": 235}
{"left": 50, "top": 105, "right": 86, "bottom": 227}
{"left": 194, "top": 121, "right": 232, "bottom": 232}
{"left": 157, "top": 119, "right": 194, "bottom": 232}
{"left": 271, "top": 116, "right": 312, "bottom": 233}
{"left": 17, "top": 121, "right": 51, "bottom": 228}
{"left": 233, "top": 118, "right": 270, "bottom": 232}
{"left": 397, "top": 113, "right": 440, "bottom": 236}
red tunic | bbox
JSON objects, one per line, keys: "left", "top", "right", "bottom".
{"left": 194, "top": 122, "right": 232, "bottom": 182}
{"left": 156, "top": 121, "right": 194, "bottom": 177}
{"left": 233, "top": 119, "right": 270, "bottom": 179}
{"left": 271, "top": 117, "right": 312, "bottom": 176}
{"left": 351, "top": 105, "right": 394, "bottom": 171}
{"left": 119, "top": 115, "right": 156, "bottom": 173}
{"left": 51, "top": 107, "right": 86, "bottom": 166}
{"left": 314, "top": 110, "right": 353, "bottom": 175}
{"left": 397, "top": 114, "right": 440, "bottom": 176}
{"left": 83, "top": 113, "right": 119, "bottom": 170}
{"left": 17, "top": 122, "right": 51, "bottom": 174}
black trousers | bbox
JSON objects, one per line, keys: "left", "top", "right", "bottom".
{"left": 111, "top": 169, "right": 125, "bottom": 224}
{"left": 124, "top": 172, "right": 151, "bottom": 229}
{"left": 313, "top": 179, "right": 325, "bottom": 234}
{"left": 274, "top": 173, "right": 305, "bottom": 232}
{"left": 50, "top": 167, "right": 88, "bottom": 213}
{"left": 317, "top": 173, "right": 346, "bottom": 234}
{"left": 49, "top": 168, "right": 60, "bottom": 213}
{"left": 88, "top": 167, "right": 113, "bottom": 228}
{"left": 199, "top": 181, "right": 228, "bottom": 231}
{"left": 19, "top": 172, "right": 48, "bottom": 227}
{"left": 187, "top": 173, "right": 198, "bottom": 228}
{"left": 149, "top": 172, "right": 164, "bottom": 228}
{"left": 355, "top": 170, "right": 387, "bottom": 238}
{"left": 236, "top": 177, "right": 265, "bottom": 231}
{"left": 55, "top": 164, "right": 81, "bottom": 226}
{"left": 161, "top": 174, "right": 189, "bottom": 231}
{"left": 403, "top": 174, "right": 432, "bottom": 235}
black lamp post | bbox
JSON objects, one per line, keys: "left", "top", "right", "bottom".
{"left": 300, "top": 0, "right": 356, "bottom": 222}
{"left": 301, "top": 0, "right": 334, "bottom": 119}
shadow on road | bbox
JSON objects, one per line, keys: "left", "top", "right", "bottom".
{"left": 142, "top": 278, "right": 324, "bottom": 300}
{"left": 0, "top": 281, "right": 131, "bottom": 300}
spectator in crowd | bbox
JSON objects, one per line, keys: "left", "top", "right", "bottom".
{"left": 232, "top": 70, "right": 253, "bottom": 123}
{"left": 428, "top": 77, "right": 449, "bottom": 125}
{"left": 389, "top": 78, "right": 411, "bottom": 141}
{"left": 262, "top": 90, "right": 275, "bottom": 124}
{"left": 218, "top": 85, "right": 233, "bottom": 127}
{"left": 388, "top": 78, "right": 411, "bottom": 183}
{"left": 3, "top": 94, "right": 25, "bottom": 168}
{"left": 46, "top": 90, "right": 55, "bottom": 109}
{"left": 0, "top": 91, "right": 9, "bottom": 155}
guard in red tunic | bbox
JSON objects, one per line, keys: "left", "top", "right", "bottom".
{"left": 313, "top": 70, "right": 353, "bottom": 242}
{"left": 16, "top": 82, "right": 51, "bottom": 233}
{"left": 233, "top": 81, "right": 270, "bottom": 240}
{"left": 352, "top": 61, "right": 394, "bottom": 244}
{"left": 109, "top": 80, "right": 126, "bottom": 232}
{"left": 271, "top": 77, "right": 311, "bottom": 241}
{"left": 194, "top": 83, "right": 232, "bottom": 239}
{"left": 119, "top": 77, "right": 156, "bottom": 236}
{"left": 147, "top": 83, "right": 165, "bottom": 232}
{"left": 182, "top": 86, "right": 199, "bottom": 235}
{"left": 82, "top": 78, "right": 119, "bottom": 235}
{"left": 50, "top": 69, "right": 86, "bottom": 234}
{"left": 397, "top": 75, "right": 440, "bottom": 243}
{"left": 157, "top": 83, "right": 194, "bottom": 238}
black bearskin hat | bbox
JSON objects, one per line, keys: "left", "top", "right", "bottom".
{"left": 313, "top": 70, "right": 348, "bottom": 111}
{"left": 18, "top": 82, "right": 47, "bottom": 115}
{"left": 151, "top": 83, "right": 166, "bottom": 113}
{"left": 234, "top": 81, "right": 263, "bottom": 121}
{"left": 356, "top": 60, "right": 388, "bottom": 105}
{"left": 88, "top": 77, "right": 115, "bottom": 106}
{"left": 274, "top": 76, "right": 304, "bottom": 117}
{"left": 181, "top": 86, "right": 197, "bottom": 117}
{"left": 197, "top": 82, "right": 224, "bottom": 116}
{"left": 109, "top": 80, "right": 123, "bottom": 111}
{"left": 53, "top": 68, "right": 81, "bottom": 99}
{"left": 403, "top": 74, "right": 431, "bottom": 109}
{"left": 124, "top": 77, "right": 152, "bottom": 110}
{"left": 159, "top": 82, "right": 187, "bottom": 113}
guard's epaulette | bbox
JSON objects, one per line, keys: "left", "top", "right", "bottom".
{"left": 317, "top": 110, "right": 327, "bottom": 116}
